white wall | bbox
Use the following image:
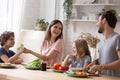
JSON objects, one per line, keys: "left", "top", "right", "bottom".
{"left": 39, "top": 0, "right": 56, "bottom": 22}
{"left": 21, "top": 0, "right": 56, "bottom": 30}
{"left": 21, "top": 0, "right": 41, "bottom": 29}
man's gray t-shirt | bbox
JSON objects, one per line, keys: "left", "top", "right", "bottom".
{"left": 98, "top": 32, "right": 120, "bottom": 77}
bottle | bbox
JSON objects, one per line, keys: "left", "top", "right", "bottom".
{"left": 41, "top": 61, "right": 46, "bottom": 71}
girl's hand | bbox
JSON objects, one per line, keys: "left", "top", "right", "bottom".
{"left": 67, "top": 54, "right": 76, "bottom": 60}
{"left": 62, "top": 54, "right": 76, "bottom": 67}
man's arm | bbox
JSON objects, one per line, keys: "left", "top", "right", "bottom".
{"left": 102, "top": 50, "right": 120, "bottom": 70}
{"left": 89, "top": 50, "right": 120, "bottom": 73}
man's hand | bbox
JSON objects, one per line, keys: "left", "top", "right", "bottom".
{"left": 88, "top": 65, "right": 104, "bottom": 74}
{"left": 87, "top": 59, "right": 98, "bottom": 69}
{"left": 87, "top": 62, "right": 95, "bottom": 69}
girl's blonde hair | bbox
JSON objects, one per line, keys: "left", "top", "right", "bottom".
{"left": 75, "top": 39, "right": 90, "bottom": 56}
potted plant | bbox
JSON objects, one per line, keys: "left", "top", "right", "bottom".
{"left": 35, "top": 18, "right": 49, "bottom": 31}
{"left": 63, "top": 0, "right": 73, "bottom": 25}
{"left": 108, "top": 9, "right": 117, "bottom": 15}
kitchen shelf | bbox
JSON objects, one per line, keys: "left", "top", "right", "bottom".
{"left": 70, "top": 0, "right": 120, "bottom": 32}
{"left": 70, "top": 19, "right": 97, "bottom": 32}
{"left": 73, "top": 3, "right": 119, "bottom": 6}
{"left": 70, "top": 19, "right": 97, "bottom": 23}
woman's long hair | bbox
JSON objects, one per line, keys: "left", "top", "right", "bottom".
{"left": 44, "top": 19, "right": 63, "bottom": 42}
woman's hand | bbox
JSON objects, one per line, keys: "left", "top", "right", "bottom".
{"left": 23, "top": 48, "right": 32, "bottom": 53}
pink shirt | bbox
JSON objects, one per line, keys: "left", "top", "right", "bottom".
{"left": 40, "top": 39, "right": 64, "bottom": 66}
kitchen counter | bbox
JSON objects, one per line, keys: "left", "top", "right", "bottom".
{"left": 0, "top": 65, "right": 119, "bottom": 80}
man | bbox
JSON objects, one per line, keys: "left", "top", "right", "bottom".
{"left": 88, "top": 10, "right": 120, "bottom": 77}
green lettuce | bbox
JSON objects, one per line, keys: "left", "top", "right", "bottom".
{"left": 26, "top": 58, "right": 41, "bottom": 69}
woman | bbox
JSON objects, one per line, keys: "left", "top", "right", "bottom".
{"left": 24, "top": 20, "right": 64, "bottom": 66}
{"left": 0, "top": 31, "right": 24, "bottom": 64}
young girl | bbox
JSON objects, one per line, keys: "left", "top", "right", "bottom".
{"left": 62, "top": 39, "right": 91, "bottom": 70}
{"left": 24, "top": 20, "right": 64, "bottom": 66}
{"left": 0, "top": 31, "right": 24, "bottom": 64}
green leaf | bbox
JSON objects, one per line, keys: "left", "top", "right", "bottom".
{"left": 63, "top": 0, "right": 73, "bottom": 25}
{"left": 26, "top": 58, "right": 41, "bottom": 68}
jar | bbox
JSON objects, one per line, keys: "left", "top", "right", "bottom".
{"left": 41, "top": 62, "right": 46, "bottom": 71}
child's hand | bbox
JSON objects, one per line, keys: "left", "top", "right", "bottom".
{"left": 67, "top": 54, "right": 76, "bottom": 60}
{"left": 17, "top": 44, "right": 24, "bottom": 51}
{"left": 17, "top": 47, "right": 25, "bottom": 54}
{"left": 15, "top": 58, "right": 24, "bottom": 64}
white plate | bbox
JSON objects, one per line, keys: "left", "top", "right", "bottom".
{"left": 65, "top": 72, "right": 88, "bottom": 78}
{"left": 67, "top": 74, "right": 88, "bottom": 78}
{"left": 0, "top": 63, "right": 16, "bottom": 68}
{"left": 52, "top": 69, "right": 66, "bottom": 73}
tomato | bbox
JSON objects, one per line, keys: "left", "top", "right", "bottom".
{"left": 59, "top": 66, "right": 65, "bottom": 70}
{"left": 53, "top": 63, "right": 61, "bottom": 70}
{"left": 59, "top": 66, "right": 69, "bottom": 71}
{"left": 63, "top": 66, "right": 69, "bottom": 70}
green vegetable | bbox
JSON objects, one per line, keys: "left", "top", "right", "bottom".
{"left": 26, "top": 58, "right": 41, "bottom": 69}
{"left": 66, "top": 69, "right": 75, "bottom": 75}
{"left": 78, "top": 69, "right": 83, "bottom": 72}
{"left": 17, "top": 44, "right": 24, "bottom": 51}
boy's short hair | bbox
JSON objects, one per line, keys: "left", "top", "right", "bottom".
{"left": 0, "top": 31, "right": 14, "bottom": 46}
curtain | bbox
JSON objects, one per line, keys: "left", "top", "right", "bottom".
{"left": 0, "top": 0, "right": 25, "bottom": 50}
{"left": 0, "top": 0, "right": 7, "bottom": 34}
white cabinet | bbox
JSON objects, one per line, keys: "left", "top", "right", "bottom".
{"left": 19, "top": 29, "right": 45, "bottom": 63}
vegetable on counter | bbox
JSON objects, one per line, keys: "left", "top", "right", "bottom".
{"left": 26, "top": 58, "right": 41, "bottom": 69}
{"left": 66, "top": 69, "right": 75, "bottom": 75}
{"left": 53, "top": 63, "right": 69, "bottom": 71}
{"left": 17, "top": 44, "right": 24, "bottom": 51}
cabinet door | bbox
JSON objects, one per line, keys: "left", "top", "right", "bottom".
{"left": 19, "top": 30, "right": 45, "bottom": 63}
